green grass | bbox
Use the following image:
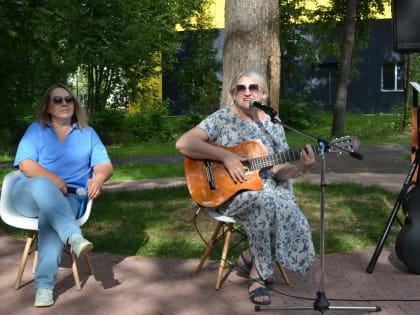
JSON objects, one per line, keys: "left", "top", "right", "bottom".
{"left": 111, "top": 163, "right": 184, "bottom": 180}
{"left": 104, "top": 112, "right": 411, "bottom": 182}
{"left": 0, "top": 112, "right": 410, "bottom": 260}
{"left": 88, "top": 182, "right": 402, "bottom": 258}
{"left": 0, "top": 182, "right": 401, "bottom": 260}
{"left": 285, "top": 112, "right": 410, "bottom": 147}
{"left": 106, "top": 142, "right": 178, "bottom": 158}
{"left": 296, "top": 181, "right": 402, "bottom": 253}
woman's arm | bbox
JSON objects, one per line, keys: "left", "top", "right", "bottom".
{"left": 18, "top": 159, "right": 68, "bottom": 193}
{"left": 89, "top": 162, "right": 113, "bottom": 200}
{"left": 176, "top": 127, "right": 225, "bottom": 161}
{"left": 176, "top": 127, "right": 247, "bottom": 183}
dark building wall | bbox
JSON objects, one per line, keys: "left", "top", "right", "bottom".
{"left": 306, "top": 19, "right": 404, "bottom": 113}
{"left": 163, "top": 19, "right": 405, "bottom": 115}
{"left": 348, "top": 19, "right": 404, "bottom": 113}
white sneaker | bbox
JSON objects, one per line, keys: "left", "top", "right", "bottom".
{"left": 34, "top": 288, "right": 54, "bottom": 307}
{"left": 69, "top": 234, "right": 93, "bottom": 258}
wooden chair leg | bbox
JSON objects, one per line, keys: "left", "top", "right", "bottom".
{"left": 196, "top": 222, "right": 223, "bottom": 273}
{"left": 70, "top": 252, "right": 82, "bottom": 291}
{"left": 15, "top": 231, "right": 36, "bottom": 290}
{"left": 215, "top": 223, "right": 233, "bottom": 290}
{"left": 84, "top": 254, "right": 94, "bottom": 275}
{"left": 32, "top": 249, "right": 38, "bottom": 274}
{"left": 275, "top": 260, "right": 290, "bottom": 285}
{"left": 66, "top": 243, "right": 94, "bottom": 291}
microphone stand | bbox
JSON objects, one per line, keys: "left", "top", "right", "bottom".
{"left": 254, "top": 105, "right": 381, "bottom": 314}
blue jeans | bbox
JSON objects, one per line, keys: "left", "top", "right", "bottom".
{"left": 12, "top": 176, "right": 83, "bottom": 290}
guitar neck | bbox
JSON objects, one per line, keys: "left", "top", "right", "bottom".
{"left": 244, "top": 145, "right": 320, "bottom": 171}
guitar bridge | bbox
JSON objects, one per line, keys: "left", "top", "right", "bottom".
{"left": 205, "top": 160, "right": 216, "bottom": 190}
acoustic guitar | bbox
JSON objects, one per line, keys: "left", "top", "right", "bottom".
{"left": 184, "top": 136, "right": 359, "bottom": 207}
{"left": 395, "top": 185, "right": 420, "bottom": 273}
{"left": 394, "top": 99, "right": 420, "bottom": 274}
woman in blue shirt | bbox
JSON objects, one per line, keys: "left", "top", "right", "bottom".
{"left": 12, "top": 83, "right": 113, "bottom": 307}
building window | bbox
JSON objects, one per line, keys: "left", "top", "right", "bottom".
{"left": 381, "top": 62, "right": 403, "bottom": 92}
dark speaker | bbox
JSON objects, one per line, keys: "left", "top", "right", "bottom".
{"left": 392, "top": 0, "right": 420, "bottom": 53}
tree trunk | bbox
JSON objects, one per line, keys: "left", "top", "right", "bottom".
{"left": 221, "top": 0, "right": 280, "bottom": 110}
{"left": 87, "top": 65, "right": 94, "bottom": 120}
{"left": 331, "top": 0, "right": 357, "bottom": 136}
{"left": 402, "top": 54, "right": 410, "bottom": 131}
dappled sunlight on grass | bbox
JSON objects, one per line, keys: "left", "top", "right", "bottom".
{"left": 107, "top": 142, "right": 178, "bottom": 158}
{"left": 0, "top": 182, "right": 403, "bottom": 259}
{"left": 295, "top": 181, "right": 402, "bottom": 254}
{"left": 111, "top": 163, "right": 184, "bottom": 180}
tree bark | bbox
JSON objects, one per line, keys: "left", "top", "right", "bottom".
{"left": 221, "top": 0, "right": 280, "bottom": 110}
{"left": 331, "top": 0, "right": 357, "bottom": 136}
{"left": 402, "top": 54, "right": 410, "bottom": 131}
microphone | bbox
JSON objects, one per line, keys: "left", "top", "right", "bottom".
{"left": 68, "top": 187, "right": 87, "bottom": 196}
{"left": 249, "top": 99, "right": 277, "bottom": 118}
{"left": 249, "top": 99, "right": 269, "bottom": 111}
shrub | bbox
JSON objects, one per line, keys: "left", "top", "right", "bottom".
{"left": 278, "top": 98, "right": 323, "bottom": 128}
{"left": 90, "top": 109, "right": 127, "bottom": 145}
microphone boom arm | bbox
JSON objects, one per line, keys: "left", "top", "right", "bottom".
{"left": 249, "top": 100, "right": 363, "bottom": 160}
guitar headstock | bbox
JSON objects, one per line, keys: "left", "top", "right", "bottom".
{"left": 328, "top": 135, "right": 360, "bottom": 153}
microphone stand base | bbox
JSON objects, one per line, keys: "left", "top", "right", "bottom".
{"left": 255, "top": 291, "right": 381, "bottom": 314}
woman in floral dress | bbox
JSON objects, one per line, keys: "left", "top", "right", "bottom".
{"left": 176, "top": 70, "right": 316, "bottom": 305}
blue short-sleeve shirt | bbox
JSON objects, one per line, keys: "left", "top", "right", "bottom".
{"left": 14, "top": 122, "right": 111, "bottom": 188}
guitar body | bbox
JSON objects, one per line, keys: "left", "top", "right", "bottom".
{"left": 183, "top": 136, "right": 358, "bottom": 208}
{"left": 184, "top": 140, "right": 266, "bottom": 207}
{"left": 395, "top": 185, "right": 420, "bottom": 273}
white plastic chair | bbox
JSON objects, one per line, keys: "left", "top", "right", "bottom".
{"left": 0, "top": 170, "right": 93, "bottom": 290}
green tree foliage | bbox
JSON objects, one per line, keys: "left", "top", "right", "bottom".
{"left": 0, "top": 0, "right": 74, "bottom": 149}
{"left": 308, "top": 0, "right": 388, "bottom": 136}
{"left": 411, "top": 54, "right": 420, "bottom": 83}
{"left": 59, "top": 0, "right": 213, "bottom": 117}
{"left": 278, "top": 0, "right": 326, "bottom": 124}
{"left": 308, "top": 0, "right": 387, "bottom": 58}
{"left": 0, "top": 0, "right": 213, "bottom": 152}
{"left": 279, "top": 0, "right": 312, "bottom": 99}
{"left": 167, "top": 29, "right": 221, "bottom": 115}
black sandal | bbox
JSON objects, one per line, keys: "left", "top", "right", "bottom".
{"left": 236, "top": 253, "right": 275, "bottom": 285}
{"left": 248, "top": 277, "right": 271, "bottom": 305}
{"left": 235, "top": 252, "right": 253, "bottom": 278}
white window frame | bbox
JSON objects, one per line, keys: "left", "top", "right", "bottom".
{"left": 381, "top": 62, "right": 403, "bottom": 92}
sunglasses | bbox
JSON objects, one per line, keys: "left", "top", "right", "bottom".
{"left": 236, "top": 84, "right": 259, "bottom": 94}
{"left": 52, "top": 95, "right": 74, "bottom": 105}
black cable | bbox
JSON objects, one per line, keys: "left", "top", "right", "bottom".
{"left": 196, "top": 208, "right": 420, "bottom": 304}
{"left": 193, "top": 207, "right": 209, "bottom": 247}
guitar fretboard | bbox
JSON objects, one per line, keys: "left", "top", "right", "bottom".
{"left": 243, "top": 145, "right": 320, "bottom": 171}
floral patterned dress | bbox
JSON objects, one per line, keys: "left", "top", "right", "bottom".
{"left": 198, "top": 108, "right": 315, "bottom": 279}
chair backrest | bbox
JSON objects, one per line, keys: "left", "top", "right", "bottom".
{"left": 0, "top": 170, "right": 92, "bottom": 230}
{"left": 77, "top": 198, "right": 93, "bottom": 226}
{"left": 206, "top": 207, "right": 237, "bottom": 223}
{"left": 0, "top": 170, "right": 38, "bottom": 230}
